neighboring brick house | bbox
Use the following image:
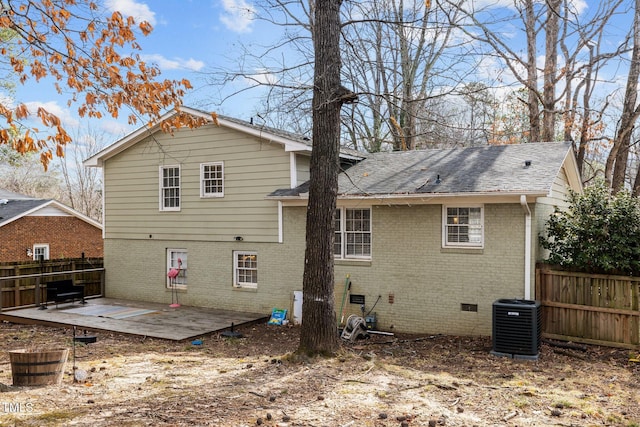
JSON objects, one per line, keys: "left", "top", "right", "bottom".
{"left": 0, "top": 190, "right": 103, "bottom": 262}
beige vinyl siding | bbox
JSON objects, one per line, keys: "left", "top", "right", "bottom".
{"left": 103, "top": 123, "right": 292, "bottom": 242}
{"left": 295, "top": 154, "right": 311, "bottom": 185}
{"left": 541, "top": 165, "right": 573, "bottom": 209}
{"left": 535, "top": 164, "right": 574, "bottom": 261}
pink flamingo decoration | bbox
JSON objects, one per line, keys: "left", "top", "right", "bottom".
{"left": 167, "top": 258, "right": 182, "bottom": 308}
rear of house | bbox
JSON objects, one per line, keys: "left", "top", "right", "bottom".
{"left": 85, "top": 108, "right": 363, "bottom": 317}
{"left": 87, "top": 109, "right": 580, "bottom": 336}
{"left": 271, "top": 143, "right": 581, "bottom": 335}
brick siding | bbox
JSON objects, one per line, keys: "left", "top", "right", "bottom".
{"left": 102, "top": 203, "right": 534, "bottom": 336}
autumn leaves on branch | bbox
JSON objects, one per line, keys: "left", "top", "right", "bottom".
{"left": 0, "top": 0, "right": 206, "bottom": 169}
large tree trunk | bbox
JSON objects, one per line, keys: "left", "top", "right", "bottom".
{"left": 541, "top": 0, "right": 560, "bottom": 142}
{"left": 574, "top": 44, "right": 595, "bottom": 177}
{"left": 607, "top": 0, "right": 640, "bottom": 193}
{"left": 297, "top": 0, "right": 343, "bottom": 356}
{"left": 525, "top": 0, "right": 540, "bottom": 143}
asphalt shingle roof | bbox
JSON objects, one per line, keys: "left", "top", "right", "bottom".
{"left": 270, "top": 142, "right": 573, "bottom": 198}
{"left": 217, "top": 114, "right": 367, "bottom": 159}
{"left": 0, "top": 198, "right": 49, "bottom": 224}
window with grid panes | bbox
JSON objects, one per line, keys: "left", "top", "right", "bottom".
{"left": 334, "top": 208, "right": 371, "bottom": 259}
{"left": 233, "top": 251, "right": 258, "bottom": 289}
{"left": 444, "top": 206, "right": 483, "bottom": 247}
{"left": 160, "top": 166, "right": 180, "bottom": 211}
{"left": 33, "top": 244, "right": 49, "bottom": 261}
{"left": 200, "top": 162, "right": 224, "bottom": 197}
{"left": 166, "top": 249, "right": 187, "bottom": 288}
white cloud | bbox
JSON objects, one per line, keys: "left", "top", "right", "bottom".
{"left": 219, "top": 0, "right": 255, "bottom": 34}
{"left": 245, "top": 69, "right": 278, "bottom": 86}
{"left": 105, "top": 0, "right": 156, "bottom": 26}
{"left": 568, "top": 0, "right": 588, "bottom": 16}
{"left": 471, "top": 0, "right": 515, "bottom": 9}
{"left": 183, "top": 58, "right": 206, "bottom": 71}
{"left": 141, "top": 54, "right": 205, "bottom": 72}
{"left": 24, "top": 101, "right": 79, "bottom": 128}
{"left": 0, "top": 92, "right": 14, "bottom": 109}
{"left": 472, "top": 0, "right": 587, "bottom": 16}
{"left": 99, "top": 120, "right": 133, "bottom": 137}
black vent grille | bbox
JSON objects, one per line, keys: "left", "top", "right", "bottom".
{"left": 492, "top": 299, "right": 541, "bottom": 357}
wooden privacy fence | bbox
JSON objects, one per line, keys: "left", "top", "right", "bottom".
{"left": 0, "top": 258, "right": 104, "bottom": 310}
{"left": 536, "top": 263, "right": 640, "bottom": 349}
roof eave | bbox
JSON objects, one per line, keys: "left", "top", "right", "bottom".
{"left": 562, "top": 147, "right": 583, "bottom": 193}
{"left": 217, "top": 118, "right": 312, "bottom": 153}
{"left": 270, "top": 190, "right": 550, "bottom": 204}
{"left": 84, "top": 106, "right": 366, "bottom": 168}
{"left": 84, "top": 107, "right": 214, "bottom": 168}
{"left": 0, "top": 200, "right": 48, "bottom": 227}
{"left": 0, "top": 200, "right": 103, "bottom": 229}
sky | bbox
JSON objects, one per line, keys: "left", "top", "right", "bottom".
{"left": 8, "top": 0, "right": 635, "bottom": 153}
{"left": 13, "top": 0, "right": 278, "bottom": 144}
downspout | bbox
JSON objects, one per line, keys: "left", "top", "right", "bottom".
{"left": 278, "top": 201, "right": 283, "bottom": 243}
{"left": 101, "top": 175, "right": 106, "bottom": 239}
{"left": 520, "top": 195, "right": 532, "bottom": 300}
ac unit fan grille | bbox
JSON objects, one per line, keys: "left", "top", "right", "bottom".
{"left": 492, "top": 300, "right": 541, "bottom": 357}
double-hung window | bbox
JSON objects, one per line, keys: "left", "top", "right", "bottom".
{"left": 33, "top": 244, "right": 49, "bottom": 261}
{"left": 160, "top": 165, "right": 181, "bottom": 211}
{"left": 233, "top": 251, "right": 258, "bottom": 289}
{"left": 334, "top": 207, "right": 371, "bottom": 259}
{"left": 443, "top": 206, "right": 483, "bottom": 247}
{"left": 166, "top": 249, "right": 187, "bottom": 289}
{"left": 200, "top": 162, "right": 224, "bottom": 198}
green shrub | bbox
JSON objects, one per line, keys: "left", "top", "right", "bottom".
{"left": 539, "top": 181, "right": 640, "bottom": 275}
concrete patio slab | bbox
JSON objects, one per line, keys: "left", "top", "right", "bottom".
{"left": 0, "top": 298, "right": 268, "bottom": 341}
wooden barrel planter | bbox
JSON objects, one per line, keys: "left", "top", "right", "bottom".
{"left": 8, "top": 348, "right": 69, "bottom": 386}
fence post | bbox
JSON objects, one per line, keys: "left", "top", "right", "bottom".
{"left": 100, "top": 269, "right": 105, "bottom": 297}
{"left": 13, "top": 265, "right": 20, "bottom": 307}
{"left": 35, "top": 255, "right": 44, "bottom": 309}
{"left": 635, "top": 283, "right": 640, "bottom": 345}
{"left": 71, "top": 259, "right": 76, "bottom": 285}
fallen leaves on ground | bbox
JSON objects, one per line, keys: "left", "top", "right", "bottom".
{"left": 0, "top": 321, "right": 638, "bottom": 426}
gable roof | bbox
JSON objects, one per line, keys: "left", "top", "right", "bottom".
{"left": 269, "top": 142, "right": 581, "bottom": 200}
{"left": 0, "top": 193, "right": 102, "bottom": 229}
{"left": 84, "top": 107, "right": 366, "bottom": 167}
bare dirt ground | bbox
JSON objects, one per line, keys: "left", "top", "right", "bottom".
{"left": 0, "top": 320, "right": 638, "bottom": 427}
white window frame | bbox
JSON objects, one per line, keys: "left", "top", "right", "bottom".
{"left": 200, "top": 162, "right": 224, "bottom": 198}
{"left": 442, "top": 205, "right": 484, "bottom": 248}
{"left": 33, "top": 244, "right": 49, "bottom": 261}
{"left": 233, "top": 251, "right": 258, "bottom": 289}
{"left": 166, "top": 249, "right": 187, "bottom": 289}
{"left": 334, "top": 207, "right": 372, "bottom": 260}
{"left": 160, "top": 165, "right": 181, "bottom": 211}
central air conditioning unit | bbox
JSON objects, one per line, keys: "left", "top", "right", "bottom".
{"left": 491, "top": 299, "right": 541, "bottom": 360}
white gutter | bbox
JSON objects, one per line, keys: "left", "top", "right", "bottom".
{"left": 520, "top": 195, "right": 532, "bottom": 300}
{"left": 101, "top": 177, "right": 106, "bottom": 239}
{"left": 290, "top": 152, "right": 297, "bottom": 189}
{"left": 270, "top": 190, "right": 549, "bottom": 201}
